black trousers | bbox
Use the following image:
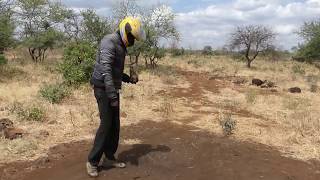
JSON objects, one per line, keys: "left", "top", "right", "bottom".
{"left": 88, "top": 87, "right": 120, "bottom": 166}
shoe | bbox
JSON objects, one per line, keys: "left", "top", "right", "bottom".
{"left": 86, "top": 162, "right": 98, "bottom": 177}
{"left": 101, "top": 157, "right": 126, "bottom": 168}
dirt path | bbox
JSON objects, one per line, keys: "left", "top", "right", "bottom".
{"left": 1, "top": 70, "right": 320, "bottom": 180}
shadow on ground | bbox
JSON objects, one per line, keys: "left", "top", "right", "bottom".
{"left": 118, "top": 144, "right": 171, "bottom": 166}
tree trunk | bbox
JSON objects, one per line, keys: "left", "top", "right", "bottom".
{"left": 247, "top": 59, "right": 252, "bottom": 68}
{"left": 145, "top": 57, "right": 148, "bottom": 68}
{"left": 135, "top": 55, "right": 139, "bottom": 65}
{"left": 28, "top": 48, "right": 47, "bottom": 63}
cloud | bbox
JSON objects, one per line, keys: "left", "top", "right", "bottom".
{"left": 176, "top": 0, "right": 320, "bottom": 49}
{"left": 63, "top": 0, "right": 113, "bottom": 9}
{"left": 62, "top": 0, "right": 320, "bottom": 50}
{"left": 63, "top": 0, "right": 173, "bottom": 9}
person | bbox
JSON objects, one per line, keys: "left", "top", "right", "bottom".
{"left": 86, "top": 17, "right": 145, "bottom": 177}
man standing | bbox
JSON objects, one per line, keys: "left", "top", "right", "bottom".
{"left": 87, "top": 17, "right": 145, "bottom": 177}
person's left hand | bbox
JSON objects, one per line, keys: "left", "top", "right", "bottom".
{"left": 130, "top": 75, "right": 138, "bottom": 84}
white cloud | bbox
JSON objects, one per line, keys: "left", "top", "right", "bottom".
{"left": 62, "top": 0, "right": 320, "bottom": 50}
{"left": 176, "top": 0, "right": 320, "bottom": 49}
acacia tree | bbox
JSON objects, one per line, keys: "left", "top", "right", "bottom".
{"left": 63, "top": 9, "right": 82, "bottom": 43}
{"left": 230, "top": 25, "right": 275, "bottom": 68}
{"left": 0, "top": 0, "right": 14, "bottom": 54}
{"left": 142, "top": 5, "right": 179, "bottom": 68}
{"left": 81, "top": 9, "right": 113, "bottom": 45}
{"left": 202, "top": 45, "right": 213, "bottom": 56}
{"left": 296, "top": 20, "right": 320, "bottom": 61}
{"left": 16, "top": 0, "right": 67, "bottom": 62}
{"left": 60, "top": 9, "right": 113, "bottom": 85}
{"left": 112, "top": 0, "right": 142, "bottom": 25}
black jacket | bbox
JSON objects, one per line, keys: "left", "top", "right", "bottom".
{"left": 91, "top": 31, "right": 127, "bottom": 100}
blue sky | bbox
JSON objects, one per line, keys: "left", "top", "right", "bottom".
{"left": 63, "top": 0, "right": 320, "bottom": 50}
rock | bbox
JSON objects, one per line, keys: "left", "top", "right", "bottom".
{"left": 252, "top": 79, "right": 265, "bottom": 86}
{"left": 4, "top": 128, "right": 24, "bottom": 140}
{"left": 0, "top": 118, "right": 14, "bottom": 132}
{"left": 289, "top": 87, "right": 302, "bottom": 93}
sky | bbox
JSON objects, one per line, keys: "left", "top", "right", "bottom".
{"left": 62, "top": 0, "right": 320, "bottom": 50}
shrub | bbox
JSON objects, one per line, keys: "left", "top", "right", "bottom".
{"left": 202, "top": 46, "right": 214, "bottom": 56}
{"left": 26, "top": 106, "right": 45, "bottom": 122}
{"left": 292, "top": 64, "right": 306, "bottom": 75}
{"left": 39, "top": 83, "right": 70, "bottom": 104}
{"left": 0, "top": 54, "right": 7, "bottom": 66}
{"left": 159, "top": 96, "right": 174, "bottom": 117}
{"left": 10, "top": 102, "right": 45, "bottom": 122}
{"left": 219, "top": 114, "right": 236, "bottom": 135}
{"left": 171, "top": 48, "right": 185, "bottom": 57}
{"left": 59, "top": 41, "right": 96, "bottom": 85}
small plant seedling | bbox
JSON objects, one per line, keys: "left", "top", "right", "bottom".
{"left": 220, "top": 114, "right": 237, "bottom": 135}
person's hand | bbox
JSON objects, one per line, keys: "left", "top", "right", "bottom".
{"left": 130, "top": 75, "right": 138, "bottom": 84}
{"left": 110, "top": 99, "right": 119, "bottom": 107}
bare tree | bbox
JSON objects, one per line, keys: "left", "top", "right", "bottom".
{"left": 0, "top": 0, "right": 14, "bottom": 13}
{"left": 15, "top": 0, "right": 67, "bottom": 62}
{"left": 230, "top": 25, "right": 275, "bottom": 68}
{"left": 63, "top": 9, "right": 82, "bottom": 42}
{"left": 112, "top": 0, "right": 142, "bottom": 24}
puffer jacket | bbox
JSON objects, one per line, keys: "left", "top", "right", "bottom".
{"left": 91, "top": 31, "right": 127, "bottom": 101}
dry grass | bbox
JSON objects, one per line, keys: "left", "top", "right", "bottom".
{"left": 0, "top": 52, "right": 174, "bottom": 163}
{"left": 164, "top": 54, "right": 320, "bottom": 160}
{"left": 1, "top": 50, "right": 320, "bottom": 163}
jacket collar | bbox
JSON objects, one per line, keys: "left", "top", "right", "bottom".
{"left": 116, "top": 30, "right": 127, "bottom": 52}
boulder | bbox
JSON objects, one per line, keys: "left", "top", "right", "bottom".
{"left": 289, "top": 87, "right": 302, "bottom": 93}
{"left": 252, "top": 79, "right": 265, "bottom": 86}
{"left": 4, "top": 128, "right": 24, "bottom": 140}
{"left": 0, "top": 118, "right": 14, "bottom": 132}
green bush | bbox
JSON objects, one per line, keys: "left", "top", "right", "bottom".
{"left": 292, "top": 64, "right": 306, "bottom": 75}
{"left": 202, "top": 46, "right": 214, "bottom": 56}
{"left": 39, "top": 83, "right": 70, "bottom": 104}
{"left": 297, "top": 36, "right": 320, "bottom": 62}
{"left": 0, "top": 54, "right": 7, "bottom": 66}
{"left": 171, "top": 48, "right": 185, "bottom": 57}
{"left": 26, "top": 106, "right": 45, "bottom": 122}
{"left": 59, "top": 41, "right": 96, "bottom": 85}
{"left": 10, "top": 102, "right": 45, "bottom": 122}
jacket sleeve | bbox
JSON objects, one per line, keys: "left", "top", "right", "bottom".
{"left": 99, "top": 38, "right": 118, "bottom": 100}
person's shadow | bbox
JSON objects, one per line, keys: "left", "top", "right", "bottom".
{"left": 118, "top": 144, "right": 171, "bottom": 166}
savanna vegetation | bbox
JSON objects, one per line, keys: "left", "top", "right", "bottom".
{"left": 0, "top": 0, "right": 320, "bottom": 168}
